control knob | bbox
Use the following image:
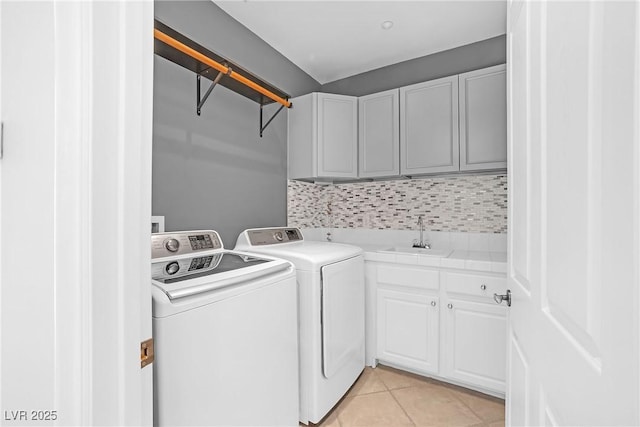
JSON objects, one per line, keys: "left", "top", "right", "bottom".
{"left": 165, "top": 261, "right": 180, "bottom": 275}
{"left": 274, "top": 231, "right": 284, "bottom": 242}
{"left": 165, "top": 238, "right": 180, "bottom": 253}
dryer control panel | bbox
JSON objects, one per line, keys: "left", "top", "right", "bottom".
{"left": 152, "top": 230, "right": 223, "bottom": 259}
{"left": 246, "top": 228, "right": 303, "bottom": 246}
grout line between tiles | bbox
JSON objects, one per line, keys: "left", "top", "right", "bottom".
{"left": 448, "top": 389, "right": 506, "bottom": 425}
{"left": 332, "top": 366, "right": 504, "bottom": 427}
{"left": 387, "top": 388, "right": 416, "bottom": 427}
{"left": 336, "top": 390, "right": 400, "bottom": 427}
{"left": 331, "top": 394, "right": 352, "bottom": 427}
{"left": 450, "top": 391, "right": 486, "bottom": 423}
{"left": 376, "top": 370, "right": 391, "bottom": 393}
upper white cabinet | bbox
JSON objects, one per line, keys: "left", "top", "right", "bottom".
{"left": 287, "top": 65, "right": 506, "bottom": 181}
{"left": 400, "top": 76, "right": 460, "bottom": 175}
{"left": 288, "top": 92, "right": 358, "bottom": 180}
{"left": 358, "top": 89, "right": 400, "bottom": 178}
{"left": 458, "top": 64, "right": 507, "bottom": 171}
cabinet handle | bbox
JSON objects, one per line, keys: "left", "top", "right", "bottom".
{"left": 447, "top": 303, "right": 453, "bottom": 309}
{"left": 431, "top": 301, "right": 436, "bottom": 307}
{"left": 481, "top": 284, "right": 487, "bottom": 290}
{"left": 494, "top": 290, "right": 512, "bottom": 307}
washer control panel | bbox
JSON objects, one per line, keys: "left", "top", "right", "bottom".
{"left": 151, "top": 230, "right": 222, "bottom": 259}
{"left": 151, "top": 253, "right": 221, "bottom": 281}
{"left": 247, "top": 228, "right": 303, "bottom": 246}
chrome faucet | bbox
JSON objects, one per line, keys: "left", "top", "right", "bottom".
{"left": 413, "top": 215, "right": 431, "bottom": 249}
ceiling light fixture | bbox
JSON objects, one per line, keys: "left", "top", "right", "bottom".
{"left": 381, "top": 20, "right": 394, "bottom": 30}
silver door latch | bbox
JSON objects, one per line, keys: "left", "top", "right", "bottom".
{"left": 494, "top": 289, "right": 512, "bottom": 307}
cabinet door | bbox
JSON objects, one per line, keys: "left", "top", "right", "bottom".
{"left": 287, "top": 93, "right": 315, "bottom": 179}
{"left": 443, "top": 298, "right": 506, "bottom": 393}
{"left": 376, "top": 289, "right": 439, "bottom": 374}
{"left": 400, "top": 76, "right": 459, "bottom": 175}
{"left": 358, "top": 89, "right": 399, "bottom": 177}
{"left": 317, "top": 93, "right": 358, "bottom": 178}
{"left": 459, "top": 64, "right": 507, "bottom": 171}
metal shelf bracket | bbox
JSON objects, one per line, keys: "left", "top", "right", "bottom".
{"left": 196, "top": 68, "right": 229, "bottom": 116}
{"left": 259, "top": 101, "right": 289, "bottom": 138}
{"left": 155, "top": 21, "right": 293, "bottom": 137}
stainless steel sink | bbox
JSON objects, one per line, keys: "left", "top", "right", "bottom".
{"left": 378, "top": 247, "right": 452, "bottom": 257}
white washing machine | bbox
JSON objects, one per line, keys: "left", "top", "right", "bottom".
{"left": 151, "top": 230, "right": 299, "bottom": 426}
{"left": 235, "top": 227, "right": 365, "bottom": 425}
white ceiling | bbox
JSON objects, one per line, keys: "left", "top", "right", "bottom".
{"left": 214, "top": 1, "right": 507, "bottom": 84}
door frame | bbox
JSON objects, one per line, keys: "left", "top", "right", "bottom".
{"left": 0, "top": 1, "right": 153, "bottom": 424}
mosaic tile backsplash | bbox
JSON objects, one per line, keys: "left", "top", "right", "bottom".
{"left": 287, "top": 175, "right": 508, "bottom": 233}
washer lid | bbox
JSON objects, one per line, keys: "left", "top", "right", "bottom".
{"left": 236, "top": 240, "right": 363, "bottom": 271}
{"left": 152, "top": 251, "right": 291, "bottom": 300}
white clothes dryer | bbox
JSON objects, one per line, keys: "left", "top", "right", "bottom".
{"left": 235, "top": 227, "right": 365, "bottom": 425}
{"left": 151, "top": 230, "right": 299, "bottom": 426}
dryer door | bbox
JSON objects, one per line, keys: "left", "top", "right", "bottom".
{"left": 321, "top": 255, "right": 365, "bottom": 378}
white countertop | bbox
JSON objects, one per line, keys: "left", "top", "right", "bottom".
{"left": 353, "top": 244, "right": 507, "bottom": 274}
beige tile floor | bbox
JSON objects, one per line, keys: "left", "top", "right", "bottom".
{"left": 308, "top": 365, "right": 505, "bottom": 427}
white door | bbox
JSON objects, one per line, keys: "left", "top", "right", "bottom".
{"left": 0, "top": 2, "right": 153, "bottom": 425}
{"left": 507, "top": 1, "right": 640, "bottom": 425}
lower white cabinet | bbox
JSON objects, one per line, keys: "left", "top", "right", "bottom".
{"left": 442, "top": 298, "right": 507, "bottom": 393}
{"left": 372, "top": 261, "right": 507, "bottom": 396}
{"left": 376, "top": 289, "right": 439, "bottom": 374}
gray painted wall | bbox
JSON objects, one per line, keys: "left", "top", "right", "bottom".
{"left": 321, "top": 35, "right": 506, "bottom": 96}
{"left": 153, "top": 1, "right": 320, "bottom": 246}
{"left": 155, "top": 1, "right": 320, "bottom": 98}
{"left": 152, "top": 1, "right": 505, "bottom": 244}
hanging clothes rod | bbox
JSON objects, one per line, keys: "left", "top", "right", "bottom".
{"left": 154, "top": 29, "right": 292, "bottom": 109}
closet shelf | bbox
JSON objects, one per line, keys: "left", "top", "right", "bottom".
{"left": 153, "top": 20, "right": 292, "bottom": 109}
